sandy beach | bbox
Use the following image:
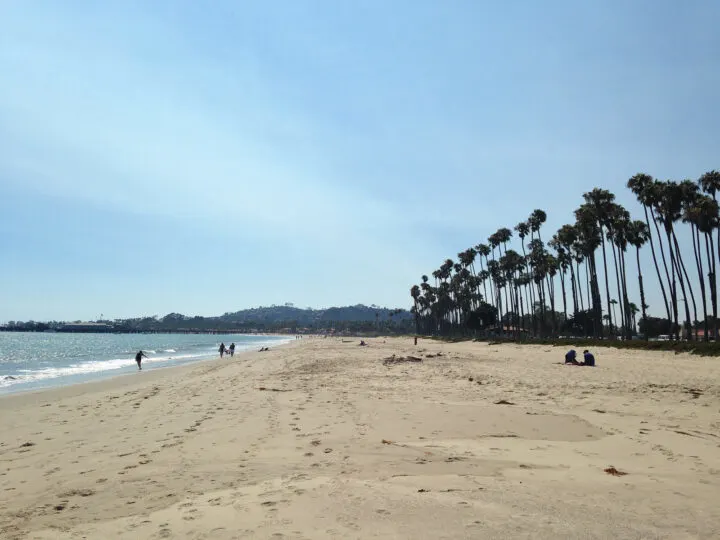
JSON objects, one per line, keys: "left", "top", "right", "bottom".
{"left": 1, "top": 337, "right": 719, "bottom": 539}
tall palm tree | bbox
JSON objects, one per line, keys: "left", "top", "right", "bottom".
{"left": 475, "top": 244, "right": 491, "bottom": 305}
{"left": 627, "top": 174, "right": 673, "bottom": 328}
{"left": 655, "top": 180, "right": 696, "bottom": 339}
{"left": 607, "top": 206, "right": 633, "bottom": 339}
{"left": 683, "top": 190, "right": 719, "bottom": 340}
{"left": 549, "top": 234, "right": 570, "bottom": 323}
{"left": 583, "top": 189, "right": 617, "bottom": 336}
{"left": 698, "top": 170, "right": 720, "bottom": 272}
{"left": 609, "top": 299, "right": 618, "bottom": 335}
{"left": 575, "top": 204, "right": 604, "bottom": 337}
{"left": 626, "top": 220, "right": 651, "bottom": 337}
{"left": 556, "top": 224, "right": 581, "bottom": 316}
{"left": 527, "top": 210, "right": 548, "bottom": 333}
{"left": 494, "top": 228, "right": 514, "bottom": 324}
{"left": 629, "top": 302, "right": 640, "bottom": 333}
{"left": 514, "top": 221, "right": 537, "bottom": 336}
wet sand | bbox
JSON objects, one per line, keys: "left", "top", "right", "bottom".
{"left": 1, "top": 337, "right": 719, "bottom": 539}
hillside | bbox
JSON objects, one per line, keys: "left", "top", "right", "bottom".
{"left": 2, "top": 305, "right": 413, "bottom": 333}
{"left": 218, "top": 304, "right": 412, "bottom": 325}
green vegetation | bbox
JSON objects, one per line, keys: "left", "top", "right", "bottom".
{"left": 1, "top": 305, "right": 414, "bottom": 334}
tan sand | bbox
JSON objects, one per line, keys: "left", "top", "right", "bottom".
{"left": 1, "top": 338, "right": 719, "bottom": 539}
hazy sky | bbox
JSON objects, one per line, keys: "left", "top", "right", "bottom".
{"left": 1, "top": 1, "right": 718, "bottom": 321}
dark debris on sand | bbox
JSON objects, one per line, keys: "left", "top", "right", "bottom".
{"left": 382, "top": 355, "right": 423, "bottom": 366}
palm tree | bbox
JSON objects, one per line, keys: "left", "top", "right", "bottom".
{"left": 527, "top": 210, "right": 548, "bottom": 333}
{"left": 629, "top": 302, "right": 640, "bottom": 334}
{"left": 681, "top": 182, "right": 709, "bottom": 340}
{"left": 475, "top": 244, "right": 491, "bottom": 305}
{"left": 528, "top": 210, "right": 547, "bottom": 243}
{"left": 655, "top": 180, "right": 696, "bottom": 339}
{"left": 626, "top": 220, "right": 650, "bottom": 337}
{"left": 494, "top": 228, "right": 514, "bottom": 324}
{"left": 627, "top": 174, "right": 673, "bottom": 329}
{"left": 698, "top": 170, "right": 720, "bottom": 272}
{"left": 514, "top": 221, "right": 537, "bottom": 336}
{"left": 575, "top": 204, "right": 604, "bottom": 337}
{"left": 549, "top": 234, "right": 570, "bottom": 323}
{"left": 609, "top": 299, "right": 618, "bottom": 335}
{"left": 556, "top": 224, "right": 581, "bottom": 316}
{"left": 410, "top": 285, "right": 421, "bottom": 333}
{"left": 583, "top": 189, "right": 617, "bottom": 336}
{"left": 607, "top": 206, "right": 633, "bottom": 339}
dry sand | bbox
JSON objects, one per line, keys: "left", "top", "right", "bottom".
{"left": 1, "top": 337, "right": 719, "bottom": 539}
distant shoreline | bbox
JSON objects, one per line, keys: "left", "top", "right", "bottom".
{"left": 0, "top": 329, "right": 297, "bottom": 335}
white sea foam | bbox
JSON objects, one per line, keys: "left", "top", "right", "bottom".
{"left": 0, "top": 335, "right": 293, "bottom": 392}
{"left": 0, "top": 351, "right": 213, "bottom": 389}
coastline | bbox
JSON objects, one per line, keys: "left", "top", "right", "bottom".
{"left": 0, "top": 333, "right": 295, "bottom": 397}
{"left": 0, "top": 336, "right": 298, "bottom": 404}
{"left": 1, "top": 337, "right": 719, "bottom": 539}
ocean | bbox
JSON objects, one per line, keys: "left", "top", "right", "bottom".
{"left": 0, "top": 332, "right": 291, "bottom": 395}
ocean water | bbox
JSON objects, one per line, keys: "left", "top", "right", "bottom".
{"left": 0, "top": 333, "right": 290, "bottom": 394}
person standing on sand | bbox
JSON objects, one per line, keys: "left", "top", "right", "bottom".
{"left": 414, "top": 336, "right": 418, "bottom": 346}
{"left": 135, "top": 350, "right": 148, "bottom": 371}
{"left": 229, "top": 342, "right": 235, "bottom": 357}
{"left": 219, "top": 343, "right": 226, "bottom": 358}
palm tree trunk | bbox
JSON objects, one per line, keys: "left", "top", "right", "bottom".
{"left": 589, "top": 254, "right": 603, "bottom": 338}
{"left": 576, "top": 259, "right": 585, "bottom": 312}
{"left": 610, "top": 240, "right": 625, "bottom": 336}
{"left": 664, "top": 228, "right": 682, "bottom": 339}
{"left": 560, "top": 269, "right": 568, "bottom": 324}
{"left": 546, "top": 274, "right": 557, "bottom": 336}
{"left": 636, "top": 246, "right": 648, "bottom": 339}
{"left": 599, "top": 231, "right": 614, "bottom": 335}
{"left": 691, "top": 225, "right": 709, "bottom": 341}
{"left": 705, "top": 233, "right": 718, "bottom": 340}
{"left": 650, "top": 207, "right": 679, "bottom": 339}
{"left": 520, "top": 242, "right": 537, "bottom": 336}
{"left": 568, "top": 261, "right": 578, "bottom": 315}
{"left": 643, "top": 204, "right": 672, "bottom": 321}
{"left": 619, "top": 248, "right": 632, "bottom": 339}
{"left": 672, "top": 230, "right": 698, "bottom": 340}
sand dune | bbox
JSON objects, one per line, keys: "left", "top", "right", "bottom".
{"left": 1, "top": 338, "right": 719, "bottom": 539}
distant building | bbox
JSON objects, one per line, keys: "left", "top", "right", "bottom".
{"left": 57, "top": 322, "right": 113, "bottom": 333}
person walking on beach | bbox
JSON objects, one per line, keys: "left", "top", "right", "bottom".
{"left": 219, "top": 342, "right": 226, "bottom": 358}
{"left": 229, "top": 342, "right": 235, "bottom": 357}
{"left": 135, "top": 350, "right": 148, "bottom": 371}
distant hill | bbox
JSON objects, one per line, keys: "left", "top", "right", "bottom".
{"left": 1, "top": 304, "right": 413, "bottom": 334}
{"left": 219, "top": 304, "right": 412, "bottom": 325}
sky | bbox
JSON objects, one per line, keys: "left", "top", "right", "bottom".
{"left": 1, "top": 0, "right": 719, "bottom": 321}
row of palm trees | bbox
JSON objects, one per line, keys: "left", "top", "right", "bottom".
{"left": 410, "top": 171, "right": 720, "bottom": 340}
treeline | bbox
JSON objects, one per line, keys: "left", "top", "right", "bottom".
{"left": 1, "top": 306, "right": 414, "bottom": 334}
{"left": 410, "top": 171, "right": 720, "bottom": 341}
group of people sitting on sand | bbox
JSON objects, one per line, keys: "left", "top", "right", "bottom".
{"left": 565, "top": 349, "right": 595, "bottom": 366}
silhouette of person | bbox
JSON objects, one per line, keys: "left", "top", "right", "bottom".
{"left": 135, "top": 350, "right": 148, "bottom": 371}
{"left": 229, "top": 342, "right": 235, "bottom": 356}
{"left": 219, "top": 343, "right": 226, "bottom": 358}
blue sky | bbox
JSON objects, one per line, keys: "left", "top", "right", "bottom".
{"left": 1, "top": 0, "right": 718, "bottom": 321}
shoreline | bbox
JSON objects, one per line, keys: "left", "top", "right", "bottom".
{"left": 1, "top": 337, "right": 718, "bottom": 539}
{"left": 0, "top": 335, "right": 297, "bottom": 401}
